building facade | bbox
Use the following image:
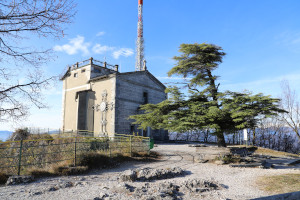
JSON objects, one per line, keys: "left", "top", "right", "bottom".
{"left": 61, "top": 58, "right": 168, "bottom": 141}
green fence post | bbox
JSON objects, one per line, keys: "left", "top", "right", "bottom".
{"left": 74, "top": 136, "right": 77, "bottom": 166}
{"left": 130, "top": 136, "right": 132, "bottom": 157}
{"left": 148, "top": 138, "right": 151, "bottom": 155}
{"left": 17, "top": 140, "right": 23, "bottom": 176}
{"left": 109, "top": 138, "right": 112, "bottom": 158}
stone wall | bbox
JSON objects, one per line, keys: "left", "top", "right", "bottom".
{"left": 115, "top": 71, "right": 168, "bottom": 141}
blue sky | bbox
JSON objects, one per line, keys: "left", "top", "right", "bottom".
{"left": 2, "top": 0, "right": 300, "bottom": 131}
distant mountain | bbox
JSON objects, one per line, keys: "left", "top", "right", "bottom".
{"left": 0, "top": 131, "right": 13, "bottom": 141}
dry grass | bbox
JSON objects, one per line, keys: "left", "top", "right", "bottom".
{"left": 230, "top": 145, "right": 300, "bottom": 158}
{"left": 24, "top": 160, "right": 89, "bottom": 177}
{"left": 256, "top": 173, "right": 300, "bottom": 194}
{"left": 253, "top": 147, "right": 300, "bottom": 158}
{"left": 25, "top": 151, "right": 157, "bottom": 179}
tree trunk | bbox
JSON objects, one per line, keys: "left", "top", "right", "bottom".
{"left": 252, "top": 128, "right": 256, "bottom": 146}
{"left": 217, "top": 133, "right": 226, "bottom": 147}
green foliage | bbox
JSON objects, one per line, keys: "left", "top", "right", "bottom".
{"left": 223, "top": 91, "right": 286, "bottom": 129}
{"left": 130, "top": 43, "right": 285, "bottom": 147}
{"left": 168, "top": 43, "right": 225, "bottom": 90}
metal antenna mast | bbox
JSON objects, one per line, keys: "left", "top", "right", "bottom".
{"left": 135, "top": 0, "right": 145, "bottom": 71}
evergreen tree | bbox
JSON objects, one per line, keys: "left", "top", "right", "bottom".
{"left": 130, "top": 43, "right": 285, "bottom": 147}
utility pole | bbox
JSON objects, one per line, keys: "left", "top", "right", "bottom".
{"left": 135, "top": 0, "right": 145, "bottom": 71}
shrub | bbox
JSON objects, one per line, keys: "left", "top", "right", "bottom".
{"left": 77, "top": 152, "right": 110, "bottom": 169}
{"left": 87, "top": 138, "right": 108, "bottom": 151}
{"left": 0, "top": 172, "right": 8, "bottom": 185}
{"left": 10, "top": 128, "right": 30, "bottom": 141}
{"left": 215, "top": 154, "right": 241, "bottom": 164}
{"left": 29, "top": 169, "right": 54, "bottom": 178}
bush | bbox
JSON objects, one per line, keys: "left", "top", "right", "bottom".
{"left": 87, "top": 138, "right": 108, "bottom": 151}
{"left": 77, "top": 152, "right": 110, "bottom": 169}
{"left": 0, "top": 172, "right": 8, "bottom": 185}
{"left": 215, "top": 154, "right": 241, "bottom": 164}
{"left": 52, "top": 166, "right": 88, "bottom": 176}
{"left": 29, "top": 169, "right": 54, "bottom": 178}
{"left": 10, "top": 128, "right": 30, "bottom": 141}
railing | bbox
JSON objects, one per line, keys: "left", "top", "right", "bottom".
{"left": 0, "top": 135, "right": 150, "bottom": 176}
{"left": 93, "top": 59, "right": 116, "bottom": 70}
{"left": 68, "top": 57, "right": 117, "bottom": 71}
{"left": 59, "top": 57, "right": 119, "bottom": 80}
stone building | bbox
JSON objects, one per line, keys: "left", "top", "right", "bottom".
{"left": 60, "top": 58, "right": 168, "bottom": 141}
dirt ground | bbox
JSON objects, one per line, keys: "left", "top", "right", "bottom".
{"left": 0, "top": 143, "right": 299, "bottom": 200}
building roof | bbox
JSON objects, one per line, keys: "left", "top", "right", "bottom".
{"left": 60, "top": 58, "right": 166, "bottom": 90}
{"left": 89, "top": 70, "right": 166, "bottom": 90}
{"left": 119, "top": 70, "right": 166, "bottom": 89}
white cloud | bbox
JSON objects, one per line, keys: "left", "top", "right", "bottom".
{"left": 53, "top": 35, "right": 90, "bottom": 55}
{"left": 96, "top": 31, "right": 105, "bottom": 37}
{"left": 53, "top": 34, "right": 134, "bottom": 59}
{"left": 92, "top": 44, "right": 115, "bottom": 54}
{"left": 112, "top": 48, "right": 134, "bottom": 59}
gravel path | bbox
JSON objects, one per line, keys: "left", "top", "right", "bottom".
{"left": 0, "top": 143, "right": 299, "bottom": 200}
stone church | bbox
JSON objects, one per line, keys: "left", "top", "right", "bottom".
{"left": 60, "top": 57, "right": 168, "bottom": 141}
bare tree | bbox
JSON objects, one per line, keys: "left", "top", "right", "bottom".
{"left": 255, "top": 117, "right": 298, "bottom": 153}
{"left": 0, "top": 0, "right": 76, "bottom": 64}
{"left": 280, "top": 80, "right": 300, "bottom": 140}
{"left": 0, "top": 0, "right": 76, "bottom": 122}
{"left": 0, "top": 68, "right": 55, "bottom": 121}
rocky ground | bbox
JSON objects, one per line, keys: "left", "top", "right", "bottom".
{"left": 0, "top": 143, "right": 299, "bottom": 200}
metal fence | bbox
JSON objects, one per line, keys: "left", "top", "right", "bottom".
{"left": 0, "top": 135, "right": 150, "bottom": 175}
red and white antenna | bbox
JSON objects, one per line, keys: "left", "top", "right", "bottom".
{"left": 135, "top": 0, "right": 145, "bottom": 71}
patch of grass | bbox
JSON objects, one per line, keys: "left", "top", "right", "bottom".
{"left": 25, "top": 160, "right": 88, "bottom": 177}
{"left": 16, "top": 151, "right": 157, "bottom": 179}
{"left": 229, "top": 145, "right": 300, "bottom": 158}
{"left": 132, "top": 151, "right": 161, "bottom": 161}
{"left": 256, "top": 173, "right": 300, "bottom": 194}
{"left": 254, "top": 147, "right": 300, "bottom": 158}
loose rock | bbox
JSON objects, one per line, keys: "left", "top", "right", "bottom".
{"left": 119, "top": 167, "right": 184, "bottom": 182}
{"left": 6, "top": 175, "right": 34, "bottom": 186}
{"left": 119, "top": 169, "right": 137, "bottom": 182}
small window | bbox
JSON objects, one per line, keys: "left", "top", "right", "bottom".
{"left": 81, "top": 69, "right": 86, "bottom": 73}
{"left": 74, "top": 73, "right": 78, "bottom": 78}
{"left": 143, "top": 92, "right": 148, "bottom": 104}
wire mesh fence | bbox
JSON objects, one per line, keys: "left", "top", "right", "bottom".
{"left": 0, "top": 135, "right": 150, "bottom": 175}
